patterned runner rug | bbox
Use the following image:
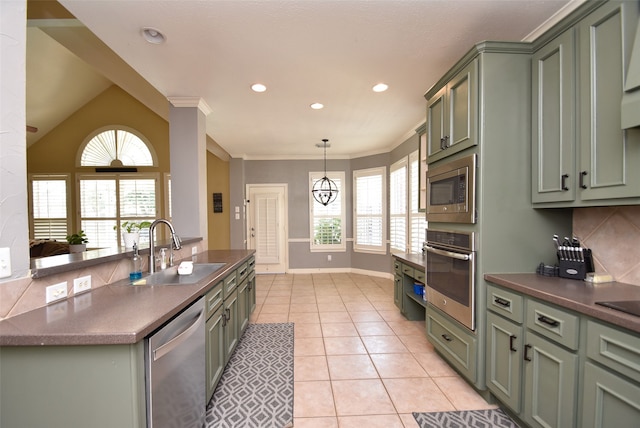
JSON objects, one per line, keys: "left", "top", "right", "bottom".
{"left": 413, "top": 408, "right": 520, "bottom": 428}
{"left": 205, "top": 323, "right": 294, "bottom": 428}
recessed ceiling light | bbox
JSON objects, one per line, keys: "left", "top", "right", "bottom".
{"left": 372, "top": 83, "right": 389, "bottom": 92}
{"left": 310, "top": 103, "right": 324, "bottom": 110}
{"left": 141, "top": 27, "right": 165, "bottom": 44}
{"left": 251, "top": 83, "right": 267, "bottom": 93}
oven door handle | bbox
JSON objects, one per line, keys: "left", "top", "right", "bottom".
{"left": 425, "top": 245, "right": 472, "bottom": 261}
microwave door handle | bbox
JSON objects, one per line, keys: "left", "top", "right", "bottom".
{"left": 425, "top": 245, "right": 472, "bottom": 261}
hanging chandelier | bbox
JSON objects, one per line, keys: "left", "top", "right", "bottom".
{"left": 312, "top": 139, "right": 339, "bottom": 206}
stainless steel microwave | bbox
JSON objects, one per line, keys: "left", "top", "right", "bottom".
{"left": 426, "top": 154, "right": 476, "bottom": 224}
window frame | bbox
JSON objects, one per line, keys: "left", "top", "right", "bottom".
{"left": 389, "top": 157, "right": 408, "bottom": 252}
{"left": 76, "top": 125, "right": 158, "bottom": 167}
{"left": 409, "top": 150, "right": 427, "bottom": 253}
{"left": 76, "top": 172, "right": 160, "bottom": 248}
{"left": 309, "top": 171, "right": 346, "bottom": 252}
{"left": 28, "top": 173, "right": 71, "bottom": 241}
{"left": 353, "top": 166, "right": 387, "bottom": 255}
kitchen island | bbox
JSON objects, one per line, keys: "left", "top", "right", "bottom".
{"left": 0, "top": 249, "right": 255, "bottom": 428}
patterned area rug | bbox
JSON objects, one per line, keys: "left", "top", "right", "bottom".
{"left": 413, "top": 408, "right": 520, "bottom": 428}
{"left": 205, "top": 323, "right": 294, "bottom": 428}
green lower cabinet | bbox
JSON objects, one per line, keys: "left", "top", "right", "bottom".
{"left": 224, "top": 289, "right": 239, "bottom": 364}
{"left": 248, "top": 270, "right": 256, "bottom": 314}
{"left": 238, "top": 277, "right": 250, "bottom": 335}
{"left": 581, "top": 362, "right": 640, "bottom": 428}
{"left": 206, "top": 304, "right": 226, "bottom": 401}
{"left": 522, "top": 331, "right": 578, "bottom": 428}
{"left": 394, "top": 273, "right": 403, "bottom": 312}
{"left": 427, "top": 304, "right": 477, "bottom": 384}
{"left": 486, "top": 311, "right": 523, "bottom": 412}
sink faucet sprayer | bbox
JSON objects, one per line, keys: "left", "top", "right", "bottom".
{"left": 148, "top": 219, "right": 182, "bottom": 273}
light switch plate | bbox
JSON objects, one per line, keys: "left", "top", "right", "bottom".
{"left": 46, "top": 282, "right": 68, "bottom": 304}
{"left": 0, "top": 247, "right": 11, "bottom": 278}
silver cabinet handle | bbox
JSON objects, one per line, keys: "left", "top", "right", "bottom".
{"left": 425, "top": 245, "right": 472, "bottom": 261}
{"left": 153, "top": 309, "right": 204, "bottom": 361}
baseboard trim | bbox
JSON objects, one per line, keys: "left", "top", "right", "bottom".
{"left": 266, "top": 267, "right": 393, "bottom": 280}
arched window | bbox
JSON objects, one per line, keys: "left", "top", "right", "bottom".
{"left": 79, "top": 127, "right": 156, "bottom": 167}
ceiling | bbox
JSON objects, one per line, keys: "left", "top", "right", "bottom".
{"left": 28, "top": 0, "right": 581, "bottom": 159}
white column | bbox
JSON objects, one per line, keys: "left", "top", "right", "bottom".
{"left": 0, "top": 0, "right": 30, "bottom": 278}
{"left": 168, "top": 97, "right": 211, "bottom": 241}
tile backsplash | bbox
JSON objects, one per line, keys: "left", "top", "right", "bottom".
{"left": 573, "top": 205, "right": 640, "bottom": 286}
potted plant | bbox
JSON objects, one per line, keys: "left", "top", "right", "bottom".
{"left": 115, "top": 221, "right": 152, "bottom": 248}
{"left": 66, "top": 230, "right": 89, "bottom": 253}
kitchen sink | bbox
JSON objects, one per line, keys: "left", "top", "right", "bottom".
{"left": 131, "top": 263, "right": 226, "bottom": 286}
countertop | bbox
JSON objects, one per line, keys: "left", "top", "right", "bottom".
{"left": 392, "top": 252, "right": 426, "bottom": 271}
{"left": 485, "top": 273, "right": 640, "bottom": 334}
{"left": 0, "top": 250, "right": 254, "bottom": 346}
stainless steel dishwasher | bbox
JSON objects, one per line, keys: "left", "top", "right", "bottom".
{"left": 146, "top": 297, "right": 206, "bottom": 428}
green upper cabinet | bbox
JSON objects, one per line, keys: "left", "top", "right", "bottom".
{"left": 532, "top": 1, "right": 640, "bottom": 206}
{"left": 532, "top": 29, "right": 576, "bottom": 204}
{"left": 425, "top": 59, "right": 478, "bottom": 164}
{"left": 416, "top": 123, "right": 427, "bottom": 211}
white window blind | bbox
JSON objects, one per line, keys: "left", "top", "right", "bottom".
{"left": 309, "top": 172, "right": 345, "bottom": 251}
{"left": 30, "top": 174, "right": 70, "bottom": 240}
{"left": 79, "top": 174, "right": 158, "bottom": 248}
{"left": 256, "top": 193, "right": 279, "bottom": 262}
{"left": 353, "top": 167, "right": 386, "bottom": 254}
{"left": 389, "top": 158, "right": 407, "bottom": 252}
{"left": 80, "top": 128, "right": 154, "bottom": 166}
{"left": 410, "top": 151, "right": 427, "bottom": 253}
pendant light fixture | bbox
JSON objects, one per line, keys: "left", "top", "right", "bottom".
{"left": 312, "top": 139, "right": 339, "bottom": 206}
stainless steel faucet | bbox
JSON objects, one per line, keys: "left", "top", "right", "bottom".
{"left": 148, "top": 219, "right": 182, "bottom": 273}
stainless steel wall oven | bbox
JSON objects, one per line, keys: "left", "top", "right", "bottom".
{"left": 424, "top": 229, "right": 476, "bottom": 330}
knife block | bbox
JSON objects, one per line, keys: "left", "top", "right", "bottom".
{"left": 558, "top": 249, "right": 593, "bottom": 280}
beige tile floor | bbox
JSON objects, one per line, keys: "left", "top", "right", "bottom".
{"left": 249, "top": 272, "right": 496, "bottom": 428}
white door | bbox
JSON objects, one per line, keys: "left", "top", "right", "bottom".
{"left": 246, "top": 184, "right": 287, "bottom": 273}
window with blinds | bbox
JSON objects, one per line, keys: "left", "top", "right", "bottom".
{"left": 353, "top": 167, "right": 386, "bottom": 254}
{"left": 409, "top": 151, "right": 427, "bottom": 253}
{"left": 309, "top": 171, "right": 345, "bottom": 251}
{"left": 79, "top": 174, "right": 158, "bottom": 248}
{"left": 80, "top": 128, "right": 155, "bottom": 166}
{"left": 29, "top": 174, "right": 70, "bottom": 240}
{"left": 390, "top": 158, "right": 407, "bottom": 252}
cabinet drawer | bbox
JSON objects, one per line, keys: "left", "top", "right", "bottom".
{"left": 247, "top": 256, "right": 255, "bottom": 271}
{"left": 205, "top": 281, "right": 224, "bottom": 319}
{"left": 487, "top": 284, "right": 524, "bottom": 323}
{"left": 394, "top": 259, "right": 402, "bottom": 274}
{"left": 427, "top": 305, "right": 477, "bottom": 383}
{"left": 237, "top": 261, "right": 249, "bottom": 283}
{"left": 526, "top": 299, "right": 579, "bottom": 350}
{"left": 401, "top": 264, "right": 415, "bottom": 278}
{"left": 223, "top": 271, "right": 238, "bottom": 299}
{"left": 586, "top": 320, "right": 640, "bottom": 383}
{"left": 414, "top": 269, "right": 426, "bottom": 284}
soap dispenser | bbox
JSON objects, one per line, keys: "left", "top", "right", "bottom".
{"left": 130, "top": 243, "right": 142, "bottom": 280}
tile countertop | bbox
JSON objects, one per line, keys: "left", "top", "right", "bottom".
{"left": 485, "top": 273, "right": 640, "bottom": 334}
{"left": 0, "top": 250, "right": 255, "bottom": 347}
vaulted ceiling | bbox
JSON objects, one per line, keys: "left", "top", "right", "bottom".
{"left": 28, "top": 0, "right": 580, "bottom": 158}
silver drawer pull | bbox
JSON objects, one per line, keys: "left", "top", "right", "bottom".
{"left": 441, "top": 334, "right": 453, "bottom": 342}
{"left": 494, "top": 297, "right": 511, "bottom": 308}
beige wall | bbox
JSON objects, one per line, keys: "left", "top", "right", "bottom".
{"left": 573, "top": 205, "right": 640, "bottom": 286}
{"left": 207, "top": 152, "right": 230, "bottom": 249}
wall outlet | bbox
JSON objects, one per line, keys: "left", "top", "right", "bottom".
{"left": 0, "top": 247, "right": 11, "bottom": 278}
{"left": 46, "top": 282, "right": 68, "bottom": 304}
{"left": 73, "top": 275, "right": 92, "bottom": 294}
{"left": 191, "top": 246, "right": 197, "bottom": 256}
{"left": 327, "top": 254, "right": 332, "bottom": 262}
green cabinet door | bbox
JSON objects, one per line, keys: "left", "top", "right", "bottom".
{"left": 426, "top": 59, "right": 478, "bottom": 163}
{"left": 206, "top": 304, "right": 226, "bottom": 400}
{"left": 532, "top": 28, "right": 576, "bottom": 203}
{"left": 486, "top": 312, "right": 523, "bottom": 412}
{"left": 248, "top": 270, "right": 256, "bottom": 314}
{"left": 224, "top": 289, "right": 239, "bottom": 364}
{"left": 578, "top": 1, "right": 640, "bottom": 201}
{"left": 394, "top": 273, "right": 403, "bottom": 311}
{"left": 238, "top": 277, "right": 250, "bottom": 335}
{"left": 582, "top": 362, "right": 640, "bottom": 428}
{"left": 523, "top": 331, "right": 578, "bottom": 428}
